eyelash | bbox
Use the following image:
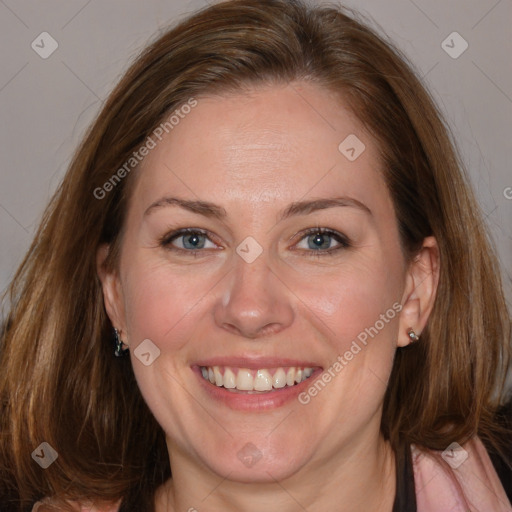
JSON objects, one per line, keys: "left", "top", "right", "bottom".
{"left": 292, "top": 227, "right": 351, "bottom": 257}
{"left": 159, "top": 227, "right": 351, "bottom": 258}
{"left": 159, "top": 228, "right": 218, "bottom": 258}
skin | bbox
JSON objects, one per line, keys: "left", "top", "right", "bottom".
{"left": 98, "top": 81, "right": 439, "bottom": 512}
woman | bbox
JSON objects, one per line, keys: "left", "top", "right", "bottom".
{"left": 1, "top": 0, "right": 511, "bottom": 510}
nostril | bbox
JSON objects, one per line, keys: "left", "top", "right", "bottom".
{"left": 220, "top": 322, "right": 281, "bottom": 339}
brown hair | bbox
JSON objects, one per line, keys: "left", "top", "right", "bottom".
{"left": 1, "top": 0, "right": 510, "bottom": 510}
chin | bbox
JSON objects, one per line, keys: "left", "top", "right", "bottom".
{"left": 200, "top": 434, "right": 311, "bottom": 483}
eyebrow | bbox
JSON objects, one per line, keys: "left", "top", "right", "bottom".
{"left": 144, "top": 197, "right": 227, "bottom": 219}
{"left": 144, "top": 196, "right": 371, "bottom": 221}
{"left": 281, "top": 197, "right": 371, "bottom": 219}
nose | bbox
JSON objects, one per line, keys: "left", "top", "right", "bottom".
{"left": 213, "top": 251, "right": 295, "bottom": 339}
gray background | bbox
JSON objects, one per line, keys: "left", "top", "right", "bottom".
{"left": 1, "top": 0, "right": 511, "bottom": 319}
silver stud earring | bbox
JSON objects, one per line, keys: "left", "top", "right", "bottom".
{"left": 114, "top": 328, "right": 129, "bottom": 357}
{"left": 407, "top": 328, "right": 420, "bottom": 343}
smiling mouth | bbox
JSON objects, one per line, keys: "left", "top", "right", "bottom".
{"left": 199, "top": 365, "right": 318, "bottom": 393}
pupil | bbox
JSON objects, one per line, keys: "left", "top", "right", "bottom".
{"left": 310, "top": 233, "right": 329, "bottom": 249}
{"left": 185, "top": 233, "right": 203, "bottom": 249}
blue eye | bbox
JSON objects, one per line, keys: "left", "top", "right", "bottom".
{"left": 295, "top": 228, "right": 350, "bottom": 256}
{"left": 161, "top": 229, "right": 217, "bottom": 253}
{"left": 160, "top": 227, "right": 350, "bottom": 258}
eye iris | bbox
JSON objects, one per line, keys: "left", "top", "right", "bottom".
{"left": 308, "top": 233, "right": 331, "bottom": 250}
{"left": 183, "top": 233, "right": 205, "bottom": 249}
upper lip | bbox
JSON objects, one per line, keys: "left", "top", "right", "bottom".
{"left": 193, "top": 356, "right": 323, "bottom": 369}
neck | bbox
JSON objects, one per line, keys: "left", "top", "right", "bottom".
{"left": 156, "top": 431, "right": 396, "bottom": 512}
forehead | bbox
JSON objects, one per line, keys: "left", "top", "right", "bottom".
{"left": 130, "top": 81, "right": 392, "bottom": 220}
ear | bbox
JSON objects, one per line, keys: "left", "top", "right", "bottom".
{"left": 397, "top": 236, "right": 440, "bottom": 347}
{"left": 96, "top": 243, "right": 128, "bottom": 342}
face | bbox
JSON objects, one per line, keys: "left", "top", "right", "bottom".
{"left": 100, "top": 82, "right": 434, "bottom": 484}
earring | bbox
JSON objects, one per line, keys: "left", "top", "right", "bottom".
{"left": 407, "top": 328, "right": 420, "bottom": 343}
{"left": 114, "top": 328, "right": 129, "bottom": 357}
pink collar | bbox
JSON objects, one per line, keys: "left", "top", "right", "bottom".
{"left": 412, "top": 436, "right": 512, "bottom": 511}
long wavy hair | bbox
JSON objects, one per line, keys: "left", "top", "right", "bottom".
{"left": 1, "top": 1, "right": 510, "bottom": 510}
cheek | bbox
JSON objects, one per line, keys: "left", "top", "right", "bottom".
{"left": 291, "top": 251, "right": 403, "bottom": 353}
{"left": 119, "top": 259, "right": 217, "bottom": 427}
{"left": 121, "top": 258, "right": 212, "bottom": 351}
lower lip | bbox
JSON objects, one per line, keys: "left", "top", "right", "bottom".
{"left": 192, "top": 366, "right": 323, "bottom": 411}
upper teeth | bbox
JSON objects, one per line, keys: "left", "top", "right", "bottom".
{"left": 200, "top": 366, "right": 314, "bottom": 392}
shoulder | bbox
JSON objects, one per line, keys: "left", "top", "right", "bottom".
{"left": 411, "top": 436, "right": 512, "bottom": 511}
